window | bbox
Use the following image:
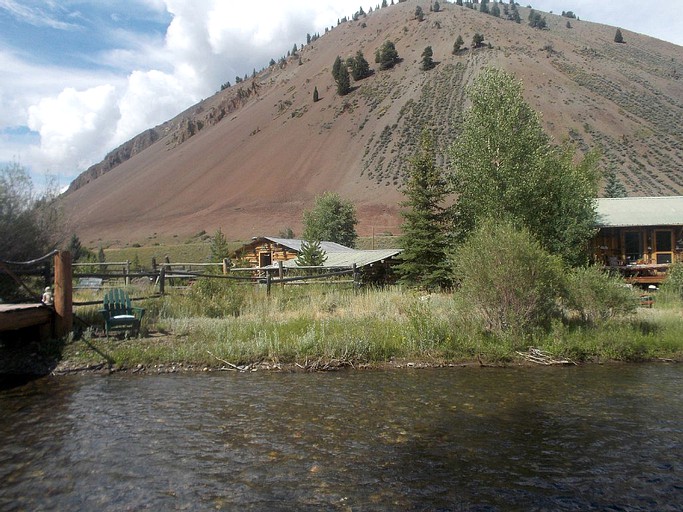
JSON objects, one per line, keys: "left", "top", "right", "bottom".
{"left": 624, "top": 232, "right": 642, "bottom": 262}
{"left": 655, "top": 230, "right": 673, "bottom": 264}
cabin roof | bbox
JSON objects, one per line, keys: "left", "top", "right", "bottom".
{"left": 278, "top": 249, "right": 403, "bottom": 269}
{"left": 237, "top": 237, "right": 355, "bottom": 254}
{"left": 596, "top": 197, "right": 683, "bottom": 228}
{"left": 262, "top": 237, "right": 355, "bottom": 253}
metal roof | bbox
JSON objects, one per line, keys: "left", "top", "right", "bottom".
{"left": 259, "top": 237, "right": 355, "bottom": 253}
{"left": 596, "top": 197, "right": 683, "bottom": 228}
{"left": 278, "top": 249, "right": 402, "bottom": 269}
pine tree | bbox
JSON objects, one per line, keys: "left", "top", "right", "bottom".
{"left": 420, "top": 46, "right": 434, "bottom": 70}
{"left": 614, "top": 28, "right": 624, "bottom": 43}
{"left": 332, "top": 56, "right": 351, "bottom": 95}
{"left": 351, "top": 50, "right": 370, "bottom": 80}
{"left": 378, "top": 40, "right": 399, "bottom": 70}
{"left": 296, "top": 240, "right": 327, "bottom": 267}
{"left": 604, "top": 170, "right": 627, "bottom": 197}
{"left": 313, "top": 86, "right": 319, "bottom": 102}
{"left": 472, "top": 33, "right": 485, "bottom": 48}
{"left": 415, "top": 5, "right": 424, "bottom": 21}
{"left": 209, "top": 228, "right": 231, "bottom": 263}
{"left": 433, "top": 1, "right": 440, "bottom": 12}
{"left": 453, "top": 35, "right": 465, "bottom": 53}
{"left": 396, "top": 131, "right": 452, "bottom": 289}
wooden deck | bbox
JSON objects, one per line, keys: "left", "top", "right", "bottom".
{"left": 0, "top": 304, "right": 52, "bottom": 332}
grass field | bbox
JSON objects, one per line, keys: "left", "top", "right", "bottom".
{"left": 61, "top": 281, "right": 683, "bottom": 373}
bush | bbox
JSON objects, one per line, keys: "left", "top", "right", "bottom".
{"left": 176, "top": 278, "right": 247, "bottom": 318}
{"left": 563, "top": 266, "right": 637, "bottom": 324}
{"left": 659, "top": 262, "right": 683, "bottom": 301}
{"left": 452, "top": 219, "right": 565, "bottom": 336}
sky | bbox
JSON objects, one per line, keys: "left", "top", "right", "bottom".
{"left": 1, "top": 0, "right": 681, "bottom": 190}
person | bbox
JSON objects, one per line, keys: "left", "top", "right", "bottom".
{"left": 42, "top": 286, "right": 53, "bottom": 306}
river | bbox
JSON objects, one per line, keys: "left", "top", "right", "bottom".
{"left": 1, "top": 364, "right": 681, "bottom": 511}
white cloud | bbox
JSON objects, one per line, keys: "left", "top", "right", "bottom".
{"left": 27, "top": 84, "right": 120, "bottom": 170}
{"left": 6, "top": 0, "right": 678, "bottom": 182}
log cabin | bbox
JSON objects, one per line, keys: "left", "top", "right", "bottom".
{"left": 233, "top": 237, "right": 402, "bottom": 283}
{"left": 592, "top": 197, "right": 683, "bottom": 285}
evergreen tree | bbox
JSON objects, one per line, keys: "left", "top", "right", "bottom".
{"left": 479, "top": 0, "right": 489, "bottom": 14}
{"left": 415, "top": 5, "right": 424, "bottom": 21}
{"left": 420, "top": 46, "right": 434, "bottom": 70}
{"left": 378, "top": 40, "right": 399, "bottom": 70}
{"left": 449, "top": 68, "right": 600, "bottom": 266}
{"left": 433, "top": 1, "right": 440, "bottom": 12}
{"left": 351, "top": 50, "right": 370, "bottom": 80}
{"left": 313, "top": 86, "right": 319, "bottom": 102}
{"left": 382, "top": 0, "right": 388, "bottom": 6}
{"left": 614, "top": 28, "right": 624, "bottom": 43}
{"left": 332, "top": 56, "right": 351, "bottom": 95}
{"left": 453, "top": 34, "right": 465, "bottom": 53}
{"left": 209, "top": 228, "right": 231, "bottom": 263}
{"left": 397, "top": 131, "right": 452, "bottom": 289}
{"left": 472, "top": 33, "right": 485, "bottom": 48}
{"left": 528, "top": 9, "right": 547, "bottom": 29}
{"left": 456, "top": 0, "right": 463, "bottom": 5}
{"left": 295, "top": 240, "right": 328, "bottom": 267}
{"left": 604, "top": 170, "right": 627, "bottom": 197}
{"left": 490, "top": 2, "right": 500, "bottom": 17}
{"left": 302, "top": 192, "right": 358, "bottom": 247}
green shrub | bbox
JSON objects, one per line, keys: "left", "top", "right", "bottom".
{"left": 660, "top": 262, "right": 683, "bottom": 301}
{"left": 563, "top": 266, "right": 637, "bottom": 323}
{"left": 184, "top": 279, "right": 246, "bottom": 318}
{"left": 452, "top": 219, "right": 565, "bottom": 336}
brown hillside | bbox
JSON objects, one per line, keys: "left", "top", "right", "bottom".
{"left": 61, "top": 0, "right": 683, "bottom": 247}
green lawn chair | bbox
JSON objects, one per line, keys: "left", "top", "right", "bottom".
{"left": 99, "top": 288, "right": 145, "bottom": 336}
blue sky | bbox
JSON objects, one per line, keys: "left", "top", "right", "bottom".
{"left": 1, "top": 0, "right": 681, "bottom": 190}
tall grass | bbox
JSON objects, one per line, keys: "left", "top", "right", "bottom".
{"left": 64, "top": 280, "right": 683, "bottom": 370}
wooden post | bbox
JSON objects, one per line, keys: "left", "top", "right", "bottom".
{"left": 266, "top": 271, "right": 272, "bottom": 296}
{"left": 159, "top": 266, "right": 166, "bottom": 295}
{"left": 352, "top": 263, "right": 359, "bottom": 290}
{"left": 125, "top": 260, "right": 131, "bottom": 286}
{"left": 54, "top": 250, "right": 73, "bottom": 337}
{"left": 223, "top": 258, "right": 230, "bottom": 275}
{"left": 278, "top": 260, "right": 284, "bottom": 289}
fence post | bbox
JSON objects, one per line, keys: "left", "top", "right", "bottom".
{"left": 54, "top": 250, "right": 73, "bottom": 337}
{"left": 159, "top": 266, "right": 166, "bottom": 295}
{"left": 266, "top": 271, "right": 272, "bottom": 296}
{"left": 352, "top": 263, "right": 359, "bottom": 290}
{"left": 125, "top": 260, "right": 130, "bottom": 286}
{"left": 223, "top": 258, "right": 230, "bottom": 275}
{"left": 278, "top": 260, "right": 284, "bottom": 289}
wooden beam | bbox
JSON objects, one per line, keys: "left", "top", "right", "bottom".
{"left": 0, "top": 304, "right": 51, "bottom": 332}
{"left": 54, "top": 251, "right": 73, "bottom": 337}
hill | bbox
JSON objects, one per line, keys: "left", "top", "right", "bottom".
{"left": 60, "top": 0, "right": 683, "bottom": 247}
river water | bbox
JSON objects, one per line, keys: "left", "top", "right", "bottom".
{"left": 0, "top": 364, "right": 681, "bottom": 511}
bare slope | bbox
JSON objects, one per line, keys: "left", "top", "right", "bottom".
{"left": 61, "top": 1, "right": 683, "bottom": 247}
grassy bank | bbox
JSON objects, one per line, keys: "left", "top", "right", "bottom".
{"left": 60, "top": 284, "right": 683, "bottom": 373}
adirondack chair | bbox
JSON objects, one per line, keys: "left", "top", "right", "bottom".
{"left": 99, "top": 288, "right": 145, "bottom": 336}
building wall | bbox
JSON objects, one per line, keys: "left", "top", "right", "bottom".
{"left": 238, "top": 241, "right": 297, "bottom": 268}
{"left": 592, "top": 226, "right": 683, "bottom": 266}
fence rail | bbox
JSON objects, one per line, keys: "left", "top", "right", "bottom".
{"left": 71, "top": 263, "right": 360, "bottom": 299}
